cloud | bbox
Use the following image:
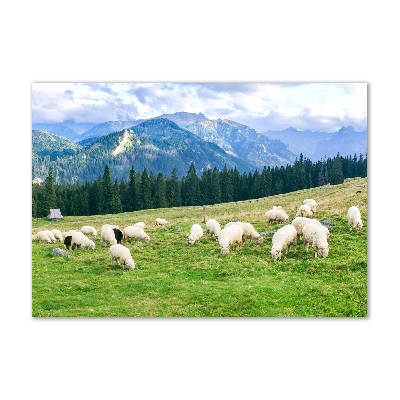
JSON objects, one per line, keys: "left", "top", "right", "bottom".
{"left": 31, "top": 82, "right": 367, "bottom": 132}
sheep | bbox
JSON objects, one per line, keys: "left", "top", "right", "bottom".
{"left": 155, "top": 218, "right": 169, "bottom": 226}
{"left": 123, "top": 226, "right": 151, "bottom": 243}
{"left": 303, "top": 198, "right": 318, "bottom": 213}
{"left": 43, "top": 230, "right": 57, "bottom": 243}
{"left": 218, "top": 225, "right": 244, "bottom": 254}
{"left": 51, "top": 229, "right": 63, "bottom": 242}
{"left": 71, "top": 231, "right": 95, "bottom": 250}
{"left": 295, "top": 204, "right": 313, "bottom": 218}
{"left": 187, "top": 223, "right": 203, "bottom": 245}
{"left": 291, "top": 217, "right": 330, "bottom": 241}
{"left": 133, "top": 222, "right": 145, "bottom": 229}
{"left": 302, "top": 224, "right": 329, "bottom": 258}
{"left": 272, "top": 205, "right": 283, "bottom": 210}
{"left": 35, "top": 230, "right": 52, "bottom": 244}
{"left": 81, "top": 225, "right": 97, "bottom": 236}
{"left": 205, "top": 218, "right": 221, "bottom": 239}
{"left": 102, "top": 224, "right": 119, "bottom": 230}
{"left": 101, "top": 227, "right": 117, "bottom": 246}
{"left": 64, "top": 235, "right": 72, "bottom": 249}
{"left": 113, "top": 228, "right": 123, "bottom": 244}
{"left": 62, "top": 229, "right": 78, "bottom": 237}
{"left": 225, "top": 221, "right": 263, "bottom": 244}
{"left": 270, "top": 224, "right": 298, "bottom": 260}
{"left": 265, "top": 209, "right": 289, "bottom": 225}
{"left": 347, "top": 206, "right": 363, "bottom": 231}
{"left": 109, "top": 244, "right": 136, "bottom": 270}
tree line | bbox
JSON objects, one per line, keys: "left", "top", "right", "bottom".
{"left": 32, "top": 153, "right": 367, "bottom": 218}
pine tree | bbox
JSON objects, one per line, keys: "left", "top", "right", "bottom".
{"left": 154, "top": 173, "right": 167, "bottom": 208}
{"left": 140, "top": 168, "right": 153, "bottom": 210}
{"left": 220, "top": 164, "right": 233, "bottom": 202}
{"left": 182, "top": 163, "right": 200, "bottom": 206}
{"left": 329, "top": 154, "right": 344, "bottom": 185}
{"left": 111, "top": 180, "right": 123, "bottom": 214}
{"left": 100, "top": 165, "right": 113, "bottom": 214}
{"left": 126, "top": 167, "right": 138, "bottom": 212}
{"left": 167, "top": 167, "right": 182, "bottom": 207}
{"left": 44, "top": 167, "right": 57, "bottom": 213}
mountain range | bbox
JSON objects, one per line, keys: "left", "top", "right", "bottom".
{"left": 32, "top": 112, "right": 367, "bottom": 184}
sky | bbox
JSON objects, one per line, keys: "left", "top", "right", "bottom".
{"left": 32, "top": 82, "right": 367, "bottom": 133}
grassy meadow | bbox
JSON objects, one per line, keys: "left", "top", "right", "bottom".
{"left": 32, "top": 177, "right": 367, "bottom": 317}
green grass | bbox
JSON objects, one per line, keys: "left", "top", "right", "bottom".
{"left": 32, "top": 178, "right": 367, "bottom": 317}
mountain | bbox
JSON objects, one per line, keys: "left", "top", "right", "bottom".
{"left": 156, "top": 112, "right": 209, "bottom": 128}
{"left": 312, "top": 126, "right": 367, "bottom": 160}
{"left": 185, "top": 118, "right": 296, "bottom": 169}
{"left": 263, "top": 126, "right": 367, "bottom": 161}
{"left": 32, "top": 123, "right": 80, "bottom": 141}
{"left": 76, "top": 120, "right": 146, "bottom": 144}
{"left": 32, "top": 130, "right": 82, "bottom": 160}
{"left": 32, "top": 119, "right": 252, "bottom": 184}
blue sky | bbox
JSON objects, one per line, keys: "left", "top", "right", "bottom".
{"left": 32, "top": 82, "right": 367, "bottom": 133}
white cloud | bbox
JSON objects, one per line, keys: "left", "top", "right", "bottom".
{"left": 31, "top": 82, "right": 367, "bottom": 131}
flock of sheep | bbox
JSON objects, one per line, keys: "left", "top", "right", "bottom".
{"left": 32, "top": 201, "right": 364, "bottom": 269}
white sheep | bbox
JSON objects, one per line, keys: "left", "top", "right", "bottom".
{"left": 101, "top": 227, "right": 117, "bottom": 246}
{"left": 187, "top": 223, "right": 203, "bottom": 245}
{"left": 347, "top": 206, "right": 363, "bottom": 231}
{"left": 225, "top": 221, "right": 263, "bottom": 244}
{"left": 101, "top": 224, "right": 119, "bottom": 231}
{"left": 71, "top": 231, "right": 95, "bottom": 250}
{"left": 43, "top": 230, "right": 57, "bottom": 243}
{"left": 109, "top": 244, "right": 136, "bottom": 270}
{"left": 35, "top": 230, "right": 52, "bottom": 244}
{"left": 123, "top": 226, "right": 151, "bottom": 243}
{"left": 205, "top": 218, "right": 221, "bottom": 239}
{"left": 51, "top": 229, "right": 63, "bottom": 242}
{"left": 303, "top": 198, "right": 318, "bottom": 213}
{"left": 218, "top": 225, "right": 244, "bottom": 254}
{"left": 133, "top": 222, "right": 145, "bottom": 229}
{"left": 62, "top": 229, "right": 78, "bottom": 237}
{"left": 291, "top": 217, "right": 330, "bottom": 240}
{"left": 295, "top": 204, "right": 313, "bottom": 218}
{"left": 81, "top": 225, "right": 97, "bottom": 236}
{"left": 265, "top": 209, "right": 289, "bottom": 224}
{"left": 302, "top": 224, "right": 329, "bottom": 258}
{"left": 155, "top": 218, "right": 169, "bottom": 226}
{"left": 272, "top": 205, "right": 283, "bottom": 210}
{"left": 271, "top": 224, "right": 298, "bottom": 260}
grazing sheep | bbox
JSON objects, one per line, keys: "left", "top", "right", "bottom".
{"left": 113, "top": 228, "right": 123, "bottom": 244}
{"left": 295, "top": 204, "right": 313, "bottom": 218}
{"left": 123, "top": 226, "right": 151, "bottom": 243}
{"left": 155, "top": 218, "right": 169, "bottom": 226}
{"left": 218, "top": 225, "right": 244, "bottom": 254}
{"left": 51, "top": 229, "right": 63, "bottom": 242}
{"left": 43, "top": 230, "right": 57, "bottom": 243}
{"left": 303, "top": 199, "right": 318, "bottom": 213}
{"left": 291, "top": 217, "right": 330, "bottom": 241}
{"left": 265, "top": 209, "right": 290, "bottom": 224}
{"left": 271, "top": 224, "right": 298, "bottom": 260}
{"left": 109, "top": 244, "right": 136, "bottom": 270}
{"left": 64, "top": 235, "right": 72, "bottom": 249}
{"left": 81, "top": 225, "right": 97, "bottom": 236}
{"left": 302, "top": 224, "right": 329, "bottom": 258}
{"left": 62, "top": 229, "right": 78, "bottom": 237}
{"left": 347, "top": 206, "right": 363, "bottom": 231}
{"left": 133, "top": 222, "right": 145, "bottom": 229}
{"left": 71, "top": 231, "right": 95, "bottom": 250}
{"left": 187, "top": 223, "right": 204, "bottom": 246}
{"left": 101, "top": 227, "right": 117, "bottom": 246}
{"left": 35, "top": 231, "right": 52, "bottom": 244}
{"left": 205, "top": 218, "right": 221, "bottom": 239}
{"left": 225, "top": 221, "right": 263, "bottom": 244}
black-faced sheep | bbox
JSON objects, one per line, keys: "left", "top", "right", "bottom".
{"left": 64, "top": 235, "right": 72, "bottom": 249}
{"left": 113, "top": 228, "right": 123, "bottom": 244}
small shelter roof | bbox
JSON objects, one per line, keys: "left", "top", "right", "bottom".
{"left": 47, "top": 209, "right": 63, "bottom": 220}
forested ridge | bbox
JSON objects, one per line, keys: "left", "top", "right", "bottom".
{"left": 32, "top": 153, "right": 367, "bottom": 218}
